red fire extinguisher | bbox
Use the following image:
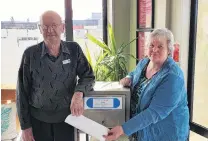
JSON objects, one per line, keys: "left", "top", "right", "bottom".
{"left": 173, "top": 43, "right": 179, "bottom": 62}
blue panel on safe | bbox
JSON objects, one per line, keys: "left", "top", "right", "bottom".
{"left": 85, "top": 97, "right": 122, "bottom": 109}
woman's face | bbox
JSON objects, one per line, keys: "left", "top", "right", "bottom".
{"left": 147, "top": 36, "right": 170, "bottom": 64}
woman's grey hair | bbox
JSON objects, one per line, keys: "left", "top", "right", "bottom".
{"left": 148, "top": 28, "right": 175, "bottom": 56}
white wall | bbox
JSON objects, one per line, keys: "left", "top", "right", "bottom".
{"left": 155, "top": 0, "right": 191, "bottom": 85}
{"left": 129, "top": 0, "right": 137, "bottom": 71}
{"left": 170, "top": 0, "right": 191, "bottom": 86}
{"left": 154, "top": 0, "right": 167, "bottom": 28}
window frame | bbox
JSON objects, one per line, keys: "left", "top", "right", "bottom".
{"left": 64, "top": 0, "right": 107, "bottom": 44}
{"left": 187, "top": 0, "right": 208, "bottom": 138}
{"left": 136, "top": 0, "right": 155, "bottom": 64}
{"left": 64, "top": 0, "right": 73, "bottom": 41}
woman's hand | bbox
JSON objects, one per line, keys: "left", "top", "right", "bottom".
{"left": 120, "top": 77, "right": 131, "bottom": 87}
{"left": 103, "top": 126, "right": 124, "bottom": 141}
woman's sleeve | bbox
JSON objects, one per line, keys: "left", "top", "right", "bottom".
{"left": 122, "top": 73, "right": 184, "bottom": 136}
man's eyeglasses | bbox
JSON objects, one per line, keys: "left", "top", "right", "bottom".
{"left": 38, "top": 24, "right": 62, "bottom": 31}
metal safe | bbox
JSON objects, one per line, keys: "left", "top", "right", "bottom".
{"left": 83, "top": 81, "right": 131, "bottom": 128}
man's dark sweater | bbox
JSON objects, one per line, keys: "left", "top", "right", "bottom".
{"left": 16, "top": 41, "right": 95, "bottom": 130}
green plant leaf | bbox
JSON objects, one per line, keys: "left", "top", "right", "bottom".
{"left": 86, "top": 33, "right": 111, "bottom": 53}
{"left": 123, "top": 53, "right": 139, "bottom": 61}
{"left": 108, "top": 23, "right": 117, "bottom": 55}
{"left": 85, "top": 42, "right": 93, "bottom": 68}
{"left": 103, "top": 70, "right": 114, "bottom": 81}
{"left": 118, "top": 38, "right": 137, "bottom": 54}
{"left": 94, "top": 52, "right": 108, "bottom": 72}
{"left": 119, "top": 61, "right": 127, "bottom": 74}
{"left": 117, "top": 42, "right": 125, "bottom": 53}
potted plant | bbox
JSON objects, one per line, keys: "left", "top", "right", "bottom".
{"left": 86, "top": 23, "right": 138, "bottom": 81}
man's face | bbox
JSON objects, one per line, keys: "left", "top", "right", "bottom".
{"left": 39, "top": 13, "right": 65, "bottom": 45}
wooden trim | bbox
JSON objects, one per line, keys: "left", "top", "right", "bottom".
{"left": 1, "top": 89, "right": 16, "bottom": 104}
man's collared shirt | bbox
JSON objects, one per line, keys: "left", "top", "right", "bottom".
{"left": 41, "top": 41, "right": 70, "bottom": 62}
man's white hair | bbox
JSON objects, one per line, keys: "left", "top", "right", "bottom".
{"left": 147, "top": 28, "right": 175, "bottom": 56}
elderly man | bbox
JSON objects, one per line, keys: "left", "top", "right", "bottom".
{"left": 16, "top": 10, "right": 95, "bottom": 141}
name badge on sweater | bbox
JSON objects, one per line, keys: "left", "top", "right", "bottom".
{"left": 62, "top": 59, "right": 71, "bottom": 64}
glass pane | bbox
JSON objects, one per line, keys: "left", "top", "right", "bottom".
{"left": 138, "top": 0, "right": 152, "bottom": 28}
{"left": 137, "top": 32, "right": 151, "bottom": 59}
{"left": 189, "top": 131, "right": 208, "bottom": 141}
{"left": 72, "top": 0, "right": 103, "bottom": 67}
{"left": 1, "top": 0, "right": 65, "bottom": 88}
{"left": 192, "top": 0, "right": 208, "bottom": 128}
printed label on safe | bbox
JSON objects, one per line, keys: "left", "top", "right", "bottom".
{"left": 84, "top": 97, "right": 122, "bottom": 109}
{"left": 93, "top": 99, "right": 113, "bottom": 108}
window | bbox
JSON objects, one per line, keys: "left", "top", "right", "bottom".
{"left": 72, "top": 0, "right": 104, "bottom": 66}
{"left": 192, "top": 0, "right": 208, "bottom": 128}
{"left": 138, "top": 0, "right": 153, "bottom": 28}
{"left": 1, "top": 0, "right": 65, "bottom": 88}
{"left": 137, "top": 31, "right": 151, "bottom": 59}
{"left": 188, "top": 0, "right": 208, "bottom": 139}
{"left": 136, "top": 0, "right": 154, "bottom": 62}
{"left": 189, "top": 131, "right": 208, "bottom": 141}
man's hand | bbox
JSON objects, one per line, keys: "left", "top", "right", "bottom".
{"left": 103, "top": 126, "right": 124, "bottom": 141}
{"left": 22, "top": 127, "right": 35, "bottom": 141}
{"left": 119, "top": 77, "right": 131, "bottom": 87}
{"left": 70, "top": 92, "right": 84, "bottom": 116}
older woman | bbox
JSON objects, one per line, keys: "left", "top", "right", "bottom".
{"left": 103, "top": 28, "right": 189, "bottom": 141}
